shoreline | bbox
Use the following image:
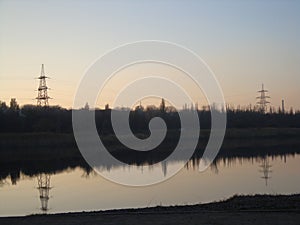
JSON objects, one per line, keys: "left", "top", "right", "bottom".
{"left": 1, "top": 127, "right": 300, "bottom": 184}
{"left": 1, "top": 194, "right": 299, "bottom": 225}
{"left": 1, "top": 128, "right": 300, "bottom": 163}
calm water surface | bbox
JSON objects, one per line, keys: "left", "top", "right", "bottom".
{"left": 0, "top": 153, "right": 299, "bottom": 216}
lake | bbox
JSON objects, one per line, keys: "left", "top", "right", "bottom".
{"left": 0, "top": 152, "right": 299, "bottom": 216}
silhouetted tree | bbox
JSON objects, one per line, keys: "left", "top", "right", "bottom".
{"left": 9, "top": 98, "right": 19, "bottom": 111}
{"left": 0, "top": 101, "right": 8, "bottom": 112}
{"left": 83, "top": 102, "right": 90, "bottom": 110}
{"left": 0, "top": 98, "right": 299, "bottom": 133}
{"left": 160, "top": 98, "right": 166, "bottom": 113}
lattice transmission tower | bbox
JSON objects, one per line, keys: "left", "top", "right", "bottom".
{"left": 37, "top": 173, "right": 52, "bottom": 212}
{"left": 36, "top": 64, "right": 51, "bottom": 106}
{"left": 256, "top": 84, "right": 270, "bottom": 113}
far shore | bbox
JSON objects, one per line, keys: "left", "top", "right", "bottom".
{"left": 0, "top": 194, "right": 299, "bottom": 225}
{"left": 1, "top": 128, "right": 300, "bottom": 164}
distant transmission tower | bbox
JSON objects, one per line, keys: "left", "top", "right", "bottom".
{"left": 36, "top": 64, "right": 51, "bottom": 106}
{"left": 256, "top": 84, "right": 270, "bottom": 113}
{"left": 37, "top": 173, "right": 52, "bottom": 212}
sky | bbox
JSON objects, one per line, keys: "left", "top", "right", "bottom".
{"left": 0, "top": 0, "right": 299, "bottom": 110}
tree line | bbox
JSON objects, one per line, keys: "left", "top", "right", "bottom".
{"left": 0, "top": 98, "right": 300, "bottom": 133}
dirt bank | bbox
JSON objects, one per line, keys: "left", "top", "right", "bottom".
{"left": 1, "top": 194, "right": 299, "bottom": 225}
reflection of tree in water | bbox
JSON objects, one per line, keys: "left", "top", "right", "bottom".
{"left": 0, "top": 179, "right": 8, "bottom": 187}
{"left": 9, "top": 171, "right": 21, "bottom": 185}
{"left": 0, "top": 150, "right": 296, "bottom": 184}
{"left": 259, "top": 156, "right": 272, "bottom": 186}
{"left": 183, "top": 153, "right": 276, "bottom": 183}
{"left": 37, "top": 174, "right": 52, "bottom": 213}
{"left": 161, "top": 161, "right": 167, "bottom": 177}
{"left": 210, "top": 161, "right": 219, "bottom": 174}
{"left": 81, "top": 167, "right": 97, "bottom": 178}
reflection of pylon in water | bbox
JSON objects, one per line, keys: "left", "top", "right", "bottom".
{"left": 161, "top": 161, "right": 167, "bottom": 177}
{"left": 259, "top": 157, "right": 272, "bottom": 186}
{"left": 37, "top": 174, "right": 51, "bottom": 212}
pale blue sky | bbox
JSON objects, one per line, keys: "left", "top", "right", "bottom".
{"left": 0, "top": 0, "right": 299, "bottom": 109}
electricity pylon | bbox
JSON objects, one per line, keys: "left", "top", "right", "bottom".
{"left": 256, "top": 84, "right": 270, "bottom": 113}
{"left": 36, "top": 64, "right": 51, "bottom": 106}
